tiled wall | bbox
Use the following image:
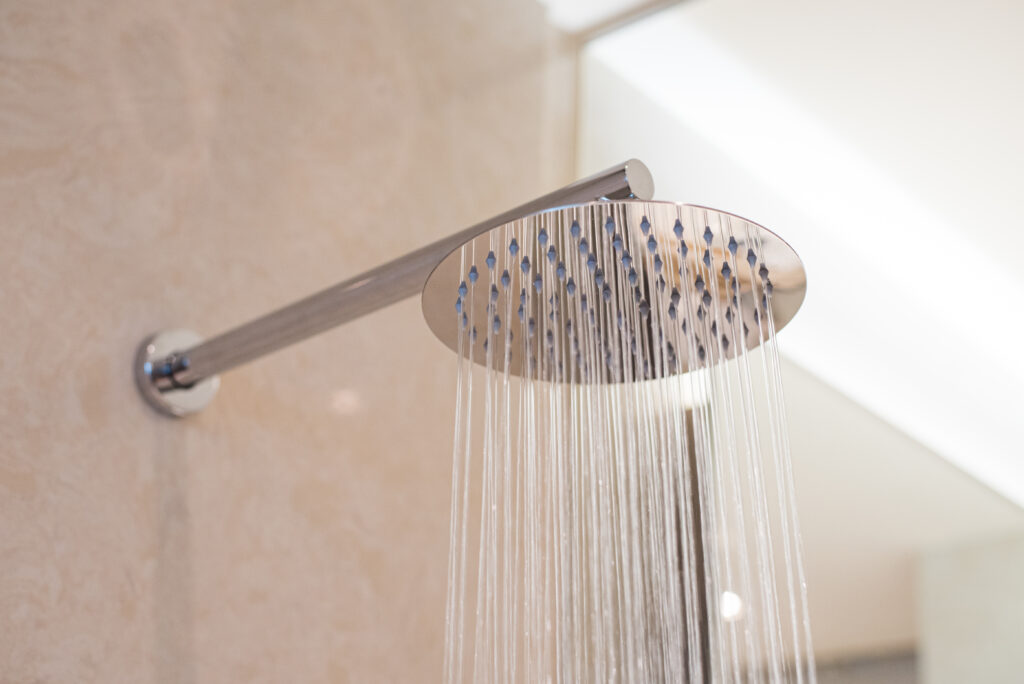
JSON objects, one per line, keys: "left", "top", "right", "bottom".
{"left": 0, "top": 1, "right": 574, "bottom": 681}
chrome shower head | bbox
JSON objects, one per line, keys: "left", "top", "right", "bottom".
{"left": 421, "top": 201, "right": 804, "bottom": 381}
{"left": 133, "top": 158, "right": 804, "bottom": 413}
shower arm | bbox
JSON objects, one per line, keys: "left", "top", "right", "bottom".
{"left": 135, "top": 159, "right": 654, "bottom": 416}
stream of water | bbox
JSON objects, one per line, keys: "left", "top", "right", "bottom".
{"left": 444, "top": 202, "right": 816, "bottom": 683}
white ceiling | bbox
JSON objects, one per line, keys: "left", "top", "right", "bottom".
{"left": 576, "top": 0, "right": 1024, "bottom": 660}
{"left": 579, "top": 0, "right": 1024, "bottom": 507}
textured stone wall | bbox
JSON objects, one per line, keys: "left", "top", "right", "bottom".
{"left": 0, "top": 2, "right": 574, "bottom": 681}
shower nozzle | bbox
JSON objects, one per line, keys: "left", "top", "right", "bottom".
{"left": 135, "top": 158, "right": 806, "bottom": 412}
{"left": 421, "top": 201, "right": 805, "bottom": 382}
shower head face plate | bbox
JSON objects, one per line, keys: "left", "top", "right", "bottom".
{"left": 421, "top": 200, "right": 805, "bottom": 382}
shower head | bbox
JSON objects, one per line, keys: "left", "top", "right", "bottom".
{"left": 421, "top": 201, "right": 805, "bottom": 382}
{"left": 134, "top": 158, "right": 804, "bottom": 413}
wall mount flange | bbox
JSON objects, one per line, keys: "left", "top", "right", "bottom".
{"left": 134, "top": 329, "right": 220, "bottom": 418}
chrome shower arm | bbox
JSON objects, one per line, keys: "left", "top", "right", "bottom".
{"left": 136, "top": 159, "right": 654, "bottom": 416}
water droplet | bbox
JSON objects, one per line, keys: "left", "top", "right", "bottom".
{"left": 671, "top": 288, "right": 680, "bottom": 305}
{"left": 501, "top": 269, "right": 511, "bottom": 288}
{"left": 668, "top": 303, "right": 677, "bottom": 319}
{"left": 721, "top": 262, "right": 732, "bottom": 280}
{"left": 533, "top": 274, "right": 543, "bottom": 292}
{"left": 493, "top": 315, "right": 501, "bottom": 333}
{"left": 640, "top": 216, "right": 650, "bottom": 234}
{"left": 703, "top": 249, "right": 711, "bottom": 268}
{"left": 538, "top": 228, "right": 548, "bottom": 245}
{"left": 647, "top": 235, "right": 658, "bottom": 253}
{"left": 547, "top": 245, "right": 557, "bottom": 263}
{"left": 556, "top": 261, "right": 566, "bottom": 280}
{"left": 654, "top": 255, "right": 663, "bottom": 273}
{"left": 455, "top": 298, "right": 463, "bottom": 314}
{"left": 602, "top": 284, "right": 611, "bottom": 301}
{"left": 621, "top": 251, "right": 633, "bottom": 269}
{"left": 594, "top": 268, "right": 604, "bottom": 287}
{"left": 747, "top": 248, "right": 757, "bottom": 268}
{"left": 586, "top": 254, "right": 597, "bottom": 272}
{"left": 612, "top": 234, "right": 623, "bottom": 252}
{"left": 509, "top": 238, "right": 519, "bottom": 256}
{"left": 680, "top": 241, "right": 689, "bottom": 257}
{"left": 628, "top": 268, "right": 637, "bottom": 285}
{"left": 458, "top": 280, "right": 468, "bottom": 297}
{"left": 485, "top": 251, "right": 496, "bottom": 270}
{"left": 570, "top": 220, "right": 581, "bottom": 238}
{"left": 759, "top": 263, "right": 769, "bottom": 281}
{"left": 702, "top": 291, "right": 712, "bottom": 307}
{"left": 673, "top": 219, "right": 684, "bottom": 239}
{"left": 605, "top": 217, "right": 615, "bottom": 234}
{"left": 566, "top": 277, "right": 576, "bottom": 295}
{"left": 703, "top": 226, "right": 714, "bottom": 245}
{"left": 695, "top": 276, "right": 705, "bottom": 293}
{"left": 728, "top": 236, "right": 738, "bottom": 255}
{"left": 490, "top": 284, "right": 499, "bottom": 302}
{"left": 468, "top": 266, "right": 478, "bottom": 283}
{"left": 521, "top": 256, "right": 531, "bottom": 273}
{"left": 579, "top": 238, "right": 589, "bottom": 256}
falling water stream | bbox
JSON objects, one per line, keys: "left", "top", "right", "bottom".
{"left": 442, "top": 202, "right": 815, "bottom": 683}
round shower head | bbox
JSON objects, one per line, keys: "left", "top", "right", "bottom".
{"left": 421, "top": 200, "right": 805, "bottom": 381}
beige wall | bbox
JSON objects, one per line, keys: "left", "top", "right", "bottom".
{"left": 0, "top": 1, "right": 574, "bottom": 681}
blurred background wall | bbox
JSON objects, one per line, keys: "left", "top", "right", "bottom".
{"left": 0, "top": 1, "right": 573, "bottom": 681}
